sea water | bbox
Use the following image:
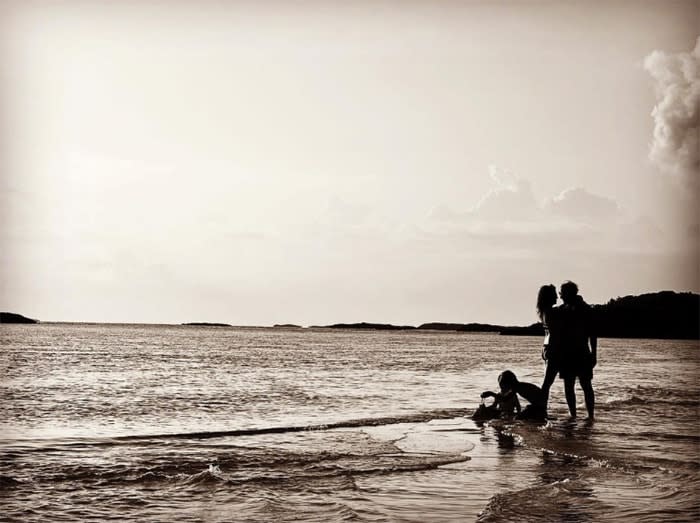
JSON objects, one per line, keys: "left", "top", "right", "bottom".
{"left": 0, "top": 323, "right": 698, "bottom": 522}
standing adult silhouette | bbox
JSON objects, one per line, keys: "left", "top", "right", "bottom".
{"left": 537, "top": 284, "right": 561, "bottom": 414}
{"left": 558, "top": 281, "right": 597, "bottom": 419}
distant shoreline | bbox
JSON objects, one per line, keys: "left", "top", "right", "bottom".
{"left": 181, "top": 322, "right": 232, "bottom": 327}
{"left": 3, "top": 291, "right": 698, "bottom": 340}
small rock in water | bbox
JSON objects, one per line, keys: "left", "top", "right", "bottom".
{"left": 208, "top": 461, "right": 221, "bottom": 474}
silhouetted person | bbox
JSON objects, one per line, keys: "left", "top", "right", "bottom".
{"left": 537, "top": 284, "right": 561, "bottom": 414}
{"left": 559, "top": 281, "right": 597, "bottom": 419}
{"left": 479, "top": 371, "right": 521, "bottom": 419}
{"left": 481, "top": 370, "right": 547, "bottom": 421}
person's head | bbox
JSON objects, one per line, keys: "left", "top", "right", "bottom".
{"left": 536, "top": 284, "right": 557, "bottom": 319}
{"left": 498, "top": 370, "right": 518, "bottom": 392}
{"left": 560, "top": 280, "right": 579, "bottom": 305}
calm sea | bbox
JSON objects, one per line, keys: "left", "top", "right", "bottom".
{"left": 1, "top": 323, "right": 698, "bottom": 522}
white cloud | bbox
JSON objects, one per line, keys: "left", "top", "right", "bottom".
{"left": 644, "top": 37, "right": 700, "bottom": 195}
{"left": 430, "top": 168, "right": 619, "bottom": 229}
{"left": 423, "top": 168, "right": 673, "bottom": 258}
{"left": 429, "top": 166, "right": 540, "bottom": 225}
{"left": 473, "top": 177, "right": 539, "bottom": 221}
{"left": 544, "top": 187, "right": 620, "bottom": 224}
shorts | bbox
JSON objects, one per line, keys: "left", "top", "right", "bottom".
{"left": 559, "top": 349, "right": 594, "bottom": 381}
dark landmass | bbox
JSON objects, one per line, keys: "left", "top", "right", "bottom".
{"left": 273, "top": 324, "right": 303, "bottom": 329}
{"left": 0, "top": 312, "right": 39, "bottom": 324}
{"left": 317, "top": 291, "right": 699, "bottom": 340}
{"left": 320, "top": 322, "right": 416, "bottom": 331}
{"left": 320, "top": 321, "right": 540, "bottom": 335}
{"left": 498, "top": 323, "right": 545, "bottom": 336}
{"left": 592, "top": 291, "right": 699, "bottom": 340}
{"left": 182, "top": 322, "right": 232, "bottom": 327}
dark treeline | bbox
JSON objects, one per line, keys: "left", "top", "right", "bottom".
{"left": 592, "top": 291, "right": 699, "bottom": 340}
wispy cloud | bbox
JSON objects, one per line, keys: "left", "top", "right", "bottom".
{"left": 423, "top": 167, "right": 668, "bottom": 257}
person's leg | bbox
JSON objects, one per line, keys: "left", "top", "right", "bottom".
{"left": 541, "top": 362, "right": 558, "bottom": 412}
{"left": 580, "top": 377, "right": 595, "bottom": 419}
{"left": 564, "top": 377, "right": 577, "bottom": 418}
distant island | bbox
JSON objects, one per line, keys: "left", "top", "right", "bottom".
{"left": 0, "top": 312, "right": 39, "bottom": 324}
{"left": 181, "top": 322, "right": 232, "bottom": 327}
{"left": 315, "top": 321, "right": 543, "bottom": 335}
{"left": 315, "top": 322, "right": 416, "bottom": 331}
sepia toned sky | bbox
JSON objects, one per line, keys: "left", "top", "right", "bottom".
{"left": 1, "top": 0, "right": 698, "bottom": 326}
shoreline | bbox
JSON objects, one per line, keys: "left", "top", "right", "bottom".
{"left": 2, "top": 320, "right": 698, "bottom": 341}
{"left": 4, "top": 290, "right": 697, "bottom": 339}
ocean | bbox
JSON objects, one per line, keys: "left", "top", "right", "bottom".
{"left": 1, "top": 323, "right": 698, "bottom": 522}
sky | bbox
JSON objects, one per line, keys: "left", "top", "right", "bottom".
{"left": 1, "top": 0, "right": 698, "bottom": 326}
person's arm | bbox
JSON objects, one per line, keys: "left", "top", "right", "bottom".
{"left": 588, "top": 306, "right": 598, "bottom": 368}
{"left": 590, "top": 335, "right": 597, "bottom": 368}
{"left": 515, "top": 396, "right": 521, "bottom": 414}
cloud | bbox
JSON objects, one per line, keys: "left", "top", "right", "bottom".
{"left": 421, "top": 168, "right": 674, "bottom": 258}
{"left": 429, "top": 168, "right": 620, "bottom": 231}
{"left": 472, "top": 166, "right": 540, "bottom": 220}
{"left": 543, "top": 187, "right": 619, "bottom": 224}
{"left": 644, "top": 37, "right": 700, "bottom": 195}
{"left": 429, "top": 166, "right": 540, "bottom": 225}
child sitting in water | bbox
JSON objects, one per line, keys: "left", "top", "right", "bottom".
{"left": 473, "top": 370, "right": 547, "bottom": 421}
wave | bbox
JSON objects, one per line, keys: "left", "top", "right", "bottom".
{"left": 477, "top": 477, "right": 613, "bottom": 523}
{"left": 11, "top": 449, "right": 471, "bottom": 490}
{"left": 113, "top": 408, "right": 468, "bottom": 441}
{"left": 600, "top": 384, "right": 700, "bottom": 409}
{"left": 538, "top": 447, "right": 700, "bottom": 475}
{"left": 3, "top": 411, "right": 474, "bottom": 490}
{"left": 175, "top": 453, "right": 471, "bottom": 489}
{"left": 7, "top": 409, "right": 468, "bottom": 449}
